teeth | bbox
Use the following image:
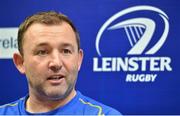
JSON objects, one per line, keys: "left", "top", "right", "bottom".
{"left": 48, "top": 76, "right": 63, "bottom": 80}
{"left": 52, "top": 77, "right": 60, "bottom": 79}
{"left": 53, "top": 77, "right": 59, "bottom": 79}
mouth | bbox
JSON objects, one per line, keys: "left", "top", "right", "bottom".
{"left": 47, "top": 75, "right": 65, "bottom": 85}
{"left": 47, "top": 76, "right": 63, "bottom": 80}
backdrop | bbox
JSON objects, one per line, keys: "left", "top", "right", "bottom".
{"left": 0, "top": 0, "right": 180, "bottom": 115}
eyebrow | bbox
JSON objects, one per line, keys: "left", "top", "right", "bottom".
{"left": 35, "top": 42, "right": 75, "bottom": 50}
{"left": 60, "top": 43, "right": 74, "bottom": 48}
{"left": 35, "top": 43, "right": 49, "bottom": 47}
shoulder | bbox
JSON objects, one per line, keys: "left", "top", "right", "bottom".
{"left": 77, "top": 91, "right": 122, "bottom": 115}
{"left": 0, "top": 97, "right": 25, "bottom": 115}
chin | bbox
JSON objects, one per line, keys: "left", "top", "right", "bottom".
{"left": 45, "top": 91, "right": 66, "bottom": 100}
{"left": 46, "top": 89, "right": 72, "bottom": 101}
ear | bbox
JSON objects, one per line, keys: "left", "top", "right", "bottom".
{"left": 13, "top": 53, "right": 25, "bottom": 74}
{"left": 78, "top": 49, "right": 83, "bottom": 71}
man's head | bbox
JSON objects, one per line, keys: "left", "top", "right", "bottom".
{"left": 13, "top": 11, "right": 83, "bottom": 101}
{"left": 18, "top": 11, "right": 80, "bottom": 56}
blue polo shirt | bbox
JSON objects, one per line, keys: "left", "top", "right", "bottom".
{"left": 0, "top": 91, "right": 121, "bottom": 115}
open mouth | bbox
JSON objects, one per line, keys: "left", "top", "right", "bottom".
{"left": 47, "top": 75, "right": 65, "bottom": 84}
{"left": 47, "top": 76, "right": 63, "bottom": 80}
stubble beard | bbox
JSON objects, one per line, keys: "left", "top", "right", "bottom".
{"left": 28, "top": 76, "right": 77, "bottom": 101}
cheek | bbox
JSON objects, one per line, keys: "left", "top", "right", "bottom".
{"left": 24, "top": 56, "right": 48, "bottom": 71}
{"left": 66, "top": 61, "right": 79, "bottom": 79}
{"left": 64, "top": 58, "right": 79, "bottom": 73}
{"left": 63, "top": 58, "right": 79, "bottom": 79}
{"left": 24, "top": 59, "right": 47, "bottom": 80}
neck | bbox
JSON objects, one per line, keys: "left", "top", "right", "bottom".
{"left": 26, "top": 90, "right": 76, "bottom": 113}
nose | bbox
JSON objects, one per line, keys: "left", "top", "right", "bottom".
{"left": 48, "top": 52, "right": 62, "bottom": 72}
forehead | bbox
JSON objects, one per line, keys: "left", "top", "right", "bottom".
{"left": 23, "top": 22, "right": 77, "bottom": 47}
{"left": 25, "top": 22, "right": 75, "bottom": 37}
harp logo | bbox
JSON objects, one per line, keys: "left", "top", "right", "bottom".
{"left": 93, "top": 5, "right": 172, "bottom": 82}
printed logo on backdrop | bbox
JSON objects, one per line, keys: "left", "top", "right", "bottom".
{"left": 93, "top": 5, "right": 172, "bottom": 82}
{"left": 0, "top": 28, "right": 18, "bottom": 59}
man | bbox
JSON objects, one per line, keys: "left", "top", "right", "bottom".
{"left": 0, "top": 11, "right": 121, "bottom": 115}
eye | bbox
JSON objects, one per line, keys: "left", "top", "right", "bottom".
{"left": 62, "top": 49, "right": 72, "bottom": 54}
{"left": 36, "top": 50, "right": 48, "bottom": 56}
